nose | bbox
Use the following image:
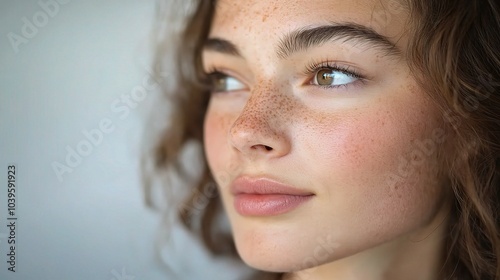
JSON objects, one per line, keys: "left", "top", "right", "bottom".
{"left": 229, "top": 90, "right": 292, "bottom": 159}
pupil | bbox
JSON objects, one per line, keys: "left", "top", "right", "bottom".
{"left": 318, "top": 69, "right": 333, "bottom": 85}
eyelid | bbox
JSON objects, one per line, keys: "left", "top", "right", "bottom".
{"left": 205, "top": 66, "right": 249, "bottom": 83}
{"left": 302, "top": 60, "right": 365, "bottom": 79}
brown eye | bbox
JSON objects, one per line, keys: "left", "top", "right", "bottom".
{"left": 212, "top": 74, "right": 227, "bottom": 92}
{"left": 208, "top": 72, "right": 246, "bottom": 92}
{"left": 313, "top": 68, "right": 358, "bottom": 87}
{"left": 316, "top": 69, "right": 334, "bottom": 85}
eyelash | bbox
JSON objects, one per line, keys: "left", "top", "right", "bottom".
{"left": 303, "top": 60, "right": 364, "bottom": 89}
{"left": 205, "top": 67, "right": 225, "bottom": 79}
{"left": 204, "top": 61, "right": 365, "bottom": 92}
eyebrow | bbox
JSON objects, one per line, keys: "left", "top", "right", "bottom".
{"left": 203, "top": 38, "right": 241, "bottom": 56}
{"left": 203, "top": 22, "right": 401, "bottom": 59}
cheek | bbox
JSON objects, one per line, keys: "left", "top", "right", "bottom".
{"left": 312, "top": 108, "right": 415, "bottom": 183}
{"left": 203, "top": 108, "right": 234, "bottom": 183}
{"left": 204, "top": 111, "right": 224, "bottom": 168}
{"left": 299, "top": 94, "right": 445, "bottom": 235}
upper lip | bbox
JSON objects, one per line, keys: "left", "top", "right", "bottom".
{"left": 230, "top": 176, "right": 314, "bottom": 196}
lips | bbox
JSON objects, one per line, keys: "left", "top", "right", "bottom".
{"left": 231, "top": 176, "right": 314, "bottom": 216}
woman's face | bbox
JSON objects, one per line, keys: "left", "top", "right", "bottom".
{"left": 203, "top": 0, "right": 449, "bottom": 275}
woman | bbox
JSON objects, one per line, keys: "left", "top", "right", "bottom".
{"left": 146, "top": 0, "right": 500, "bottom": 279}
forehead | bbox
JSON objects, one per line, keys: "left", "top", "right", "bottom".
{"left": 210, "top": 0, "right": 409, "bottom": 48}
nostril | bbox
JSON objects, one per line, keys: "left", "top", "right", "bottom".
{"left": 250, "top": 144, "right": 274, "bottom": 151}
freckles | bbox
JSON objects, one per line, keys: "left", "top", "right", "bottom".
{"left": 235, "top": 82, "right": 298, "bottom": 135}
{"left": 312, "top": 112, "right": 391, "bottom": 171}
{"left": 260, "top": 4, "right": 279, "bottom": 22}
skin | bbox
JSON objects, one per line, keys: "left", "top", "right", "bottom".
{"left": 202, "top": 0, "right": 451, "bottom": 279}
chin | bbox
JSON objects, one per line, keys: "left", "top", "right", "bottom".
{"left": 232, "top": 228, "right": 346, "bottom": 273}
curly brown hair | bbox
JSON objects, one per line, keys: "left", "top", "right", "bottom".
{"left": 144, "top": 0, "right": 500, "bottom": 279}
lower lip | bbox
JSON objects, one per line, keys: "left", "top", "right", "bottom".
{"left": 233, "top": 194, "right": 313, "bottom": 216}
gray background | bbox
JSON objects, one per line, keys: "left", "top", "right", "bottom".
{"left": 0, "top": 0, "right": 248, "bottom": 279}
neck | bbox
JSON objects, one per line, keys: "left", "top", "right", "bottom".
{"left": 283, "top": 203, "right": 450, "bottom": 280}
